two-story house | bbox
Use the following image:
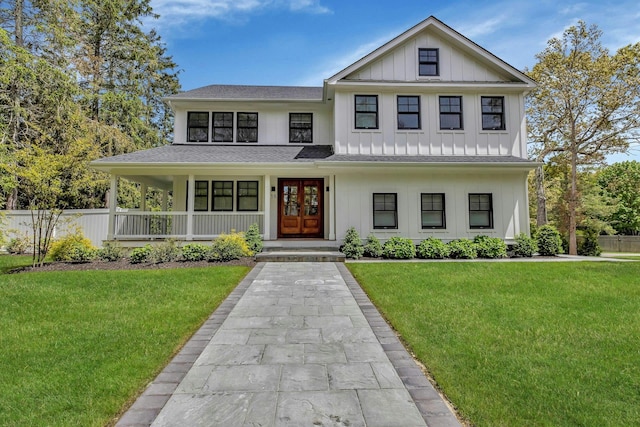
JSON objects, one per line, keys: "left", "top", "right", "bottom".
{"left": 92, "top": 16, "right": 537, "bottom": 246}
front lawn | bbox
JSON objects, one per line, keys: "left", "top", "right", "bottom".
{"left": 0, "top": 263, "right": 250, "bottom": 426}
{"left": 348, "top": 262, "right": 640, "bottom": 427}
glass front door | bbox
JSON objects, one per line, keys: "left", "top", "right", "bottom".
{"left": 278, "top": 179, "right": 323, "bottom": 237}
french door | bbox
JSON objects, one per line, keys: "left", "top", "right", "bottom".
{"left": 278, "top": 179, "right": 323, "bottom": 238}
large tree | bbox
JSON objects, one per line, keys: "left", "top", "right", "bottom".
{"left": 527, "top": 22, "right": 640, "bottom": 254}
{"left": 597, "top": 161, "right": 640, "bottom": 235}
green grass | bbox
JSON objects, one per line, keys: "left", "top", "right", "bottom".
{"left": 0, "top": 263, "right": 250, "bottom": 426}
{"left": 348, "top": 262, "right": 640, "bottom": 427}
{"left": 0, "top": 254, "right": 33, "bottom": 273}
{"left": 608, "top": 255, "right": 640, "bottom": 260}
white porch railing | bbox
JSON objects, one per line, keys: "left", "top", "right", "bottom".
{"left": 113, "top": 211, "right": 264, "bottom": 239}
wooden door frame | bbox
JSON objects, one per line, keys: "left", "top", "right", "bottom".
{"left": 277, "top": 178, "right": 324, "bottom": 238}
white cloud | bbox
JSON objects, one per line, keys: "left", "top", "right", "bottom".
{"left": 456, "top": 15, "right": 509, "bottom": 39}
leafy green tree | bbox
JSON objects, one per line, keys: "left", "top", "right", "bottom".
{"left": 527, "top": 22, "right": 640, "bottom": 254}
{"left": 597, "top": 161, "right": 640, "bottom": 235}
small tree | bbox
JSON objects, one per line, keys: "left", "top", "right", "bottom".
{"left": 341, "top": 227, "right": 364, "bottom": 259}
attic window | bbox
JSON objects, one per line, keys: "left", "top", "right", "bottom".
{"left": 418, "top": 48, "right": 439, "bottom": 76}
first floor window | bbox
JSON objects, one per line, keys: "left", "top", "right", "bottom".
{"left": 421, "top": 193, "right": 445, "bottom": 229}
{"left": 439, "top": 96, "right": 463, "bottom": 130}
{"left": 290, "top": 113, "right": 313, "bottom": 143}
{"left": 213, "top": 112, "right": 234, "bottom": 142}
{"left": 419, "top": 48, "right": 439, "bottom": 76}
{"left": 212, "top": 181, "right": 233, "bottom": 211}
{"left": 187, "top": 112, "right": 209, "bottom": 142}
{"left": 355, "top": 95, "right": 378, "bottom": 129}
{"left": 194, "top": 181, "right": 209, "bottom": 211}
{"left": 397, "top": 96, "right": 421, "bottom": 129}
{"left": 373, "top": 193, "right": 398, "bottom": 229}
{"left": 237, "top": 113, "right": 258, "bottom": 142}
{"left": 237, "top": 181, "right": 259, "bottom": 211}
{"left": 481, "top": 96, "right": 505, "bottom": 130}
{"left": 469, "top": 193, "right": 493, "bottom": 229}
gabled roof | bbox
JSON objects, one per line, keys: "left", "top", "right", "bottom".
{"left": 325, "top": 15, "right": 536, "bottom": 87}
{"left": 165, "top": 85, "right": 324, "bottom": 102}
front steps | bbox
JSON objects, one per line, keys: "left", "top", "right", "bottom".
{"left": 256, "top": 242, "right": 345, "bottom": 262}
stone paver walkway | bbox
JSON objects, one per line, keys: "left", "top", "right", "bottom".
{"left": 117, "top": 262, "right": 460, "bottom": 427}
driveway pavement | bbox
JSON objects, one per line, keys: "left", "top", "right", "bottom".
{"left": 116, "top": 262, "right": 460, "bottom": 427}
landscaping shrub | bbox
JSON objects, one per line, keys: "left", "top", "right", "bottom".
{"left": 363, "top": 233, "right": 383, "bottom": 258}
{"left": 417, "top": 237, "right": 450, "bottom": 259}
{"left": 96, "top": 241, "right": 125, "bottom": 262}
{"left": 49, "top": 232, "right": 96, "bottom": 262}
{"left": 6, "top": 234, "right": 30, "bottom": 254}
{"left": 473, "top": 235, "right": 507, "bottom": 259}
{"left": 129, "top": 245, "right": 152, "bottom": 264}
{"left": 578, "top": 228, "right": 602, "bottom": 256}
{"left": 181, "top": 243, "right": 210, "bottom": 262}
{"left": 341, "top": 227, "right": 364, "bottom": 259}
{"left": 382, "top": 237, "right": 416, "bottom": 259}
{"left": 536, "top": 225, "right": 563, "bottom": 256}
{"left": 244, "top": 223, "right": 263, "bottom": 254}
{"left": 208, "top": 232, "right": 252, "bottom": 262}
{"left": 513, "top": 233, "right": 537, "bottom": 257}
{"left": 149, "top": 239, "right": 181, "bottom": 264}
{"left": 447, "top": 238, "right": 477, "bottom": 259}
{"left": 67, "top": 244, "right": 97, "bottom": 263}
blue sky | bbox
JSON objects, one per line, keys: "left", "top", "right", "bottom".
{"left": 147, "top": 0, "right": 640, "bottom": 162}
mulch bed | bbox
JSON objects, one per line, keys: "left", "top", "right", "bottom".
{"left": 9, "top": 257, "right": 257, "bottom": 274}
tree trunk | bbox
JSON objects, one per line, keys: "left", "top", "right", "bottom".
{"left": 6, "top": 188, "right": 18, "bottom": 210}
{"left": 535, "top": 165, "right": 548, "bottom": 227}
{"left": 568, "top": 149, "right": 578, "bottom": 255}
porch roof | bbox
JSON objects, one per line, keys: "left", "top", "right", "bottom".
{"left": 91, "top": 144, "right": 538, "bottom": 169}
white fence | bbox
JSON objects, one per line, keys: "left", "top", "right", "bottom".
{"left": 3, "top": 209, "right": 109, "bottom": 248}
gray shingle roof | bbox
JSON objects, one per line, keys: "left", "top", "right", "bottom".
{"left": 167, "top": 85, "right": 324, "bottom": 101}
{"left": 92, "top": 144, "right": 536, "bottom": 166}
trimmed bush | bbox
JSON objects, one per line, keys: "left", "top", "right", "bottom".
{"left": 536, "top": 225, "right": 563, "bottom": 256}
{"left": 67, "top": 244, "right": 97, "bottom": 263}
{"left": 208, "top": 232, "right": 252, "bottom": 262}
{"left": 513, "top": 233, "right": 537, "bottom": 257}
{"left": 417, "top": 237, "right": 450, "bottom": 259}
{"left": 341, "top": 227, "right": 364, "bottom": 259}
{"left": 447, "top": 238, "right": 477, "bottom": 259}
{"left": 49, "top": 232, "right": 96, "bottom": 262}
{"left": 244, "top": 223, "right": 263, "bottom": 254}
{"left": 181, "top": 243, "right": 210, "bottom": 262}
{"left": 382, "top": 237, "right": 416, "bottom": 259}
{"left": 149, "top": 239, "right": 180, "bottom": 264}
{"left": 96, "top": 241, "right": 125, "bottom": 262}
{"left": 6, "top": 234, "right": 30, "bottom": 254}
{"left": 363, "top": 234, "right": 383, "bottom": 258}
{"left": 129, "top": 245, "right": 152, "bottom": 264}
{"left": 473, "top": 235, "right": 507, "bottom": 259}
{"left": 578, "top": 228, "right": 602, "bottom": 257}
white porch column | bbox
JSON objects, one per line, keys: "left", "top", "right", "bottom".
{"left": 161, "top": 189, "right": 168, "bottom": 211}
{"left": 186, "top": 174, "right": 194, "bottom": 241}
{"left": 107, "top": 175, "right": 118, "bottom": 240}
{"left": 140, "top": 183, "right": 147, "bottom": 211}
{"left": 263, "top": 175, "right": 271, "bottom": 240}
{"left": 329, "top": 174, "right": 336, "bottom": 240}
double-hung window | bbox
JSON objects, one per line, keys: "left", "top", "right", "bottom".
{"left": 397, "top": 96, "right": 421, "bottom": 130}
{"left": 194, "top": 181, "right": 209, "bottom": 211}
{"left": 212, "top": 181, "right": 233, "bottom": 211}
{"left": 421, "top": 193, "right": 445, "bottom": 229}
{"left": 187, "top": 112, "right": 209, "bottom": 142}
{"left": 355, "top": 95, "right": 378, "bottom": 129}
{"left": 237, "top": 113, "right": 258, "bottom": 142}
{"left": 213, "top": 112, "right": 234, "bottom": 142}
{"left": 289, "top": 113, "right": 313, "bottom": 143}
{"left": 469, "top": 193, "right": 493, "bottom": 229}
{"left": 373, "top": 193, "right": 398, "bottom": 229}
{"left": 418, "top": 48, "right": 439, "bottom": 76}
{"left": 439, "top": 96, "right": 463, "bottom": 130}
{"left": 237, "top": 181, "right": 259, "bottom": 211}
{"left": 481, "top": 96, "right": 505, "bottom": 130}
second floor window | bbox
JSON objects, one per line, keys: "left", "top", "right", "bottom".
{"left": 355, "top": 95, "right": 378, "bottom": 129}
{"left": 419, "top": 48, "right": 439, "bottom": 76}
{"left": 439, "top": 96, "right": 463, "bottom": 130}
{"left": 187, "top": 112, "right": 209, "bottom": 142}
{"left": 237, "top": 113, "right": 258, "bottom": 142}
{"left": 213, "top": 112, "right": 234, "bottom": 142}
{"left": 481, "top": 97, "right": 505, "bottom": 130}
{"left": 290, "top": 113, "right": 313, "bottom": 143}
{"left": 397, "top": 96, "right": 421, "bottom": 129}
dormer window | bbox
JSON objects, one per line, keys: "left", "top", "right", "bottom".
{"left": 237, "top": 113, "right": 258, "bottom": 142}
{"left": 213, "top": 112, "right": 233, "bottom": 142}
{"left": 419, "top": 48, "right": 439, "bottom": 76}
{"left": 290, "top": 113, "right": 313, "bottom": 143}
{"left": 187, "top": 112, "right": 209, "bottom": 142}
